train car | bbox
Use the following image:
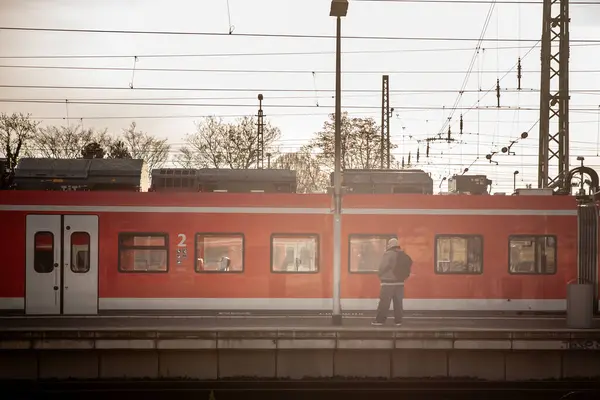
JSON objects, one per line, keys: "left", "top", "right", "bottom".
{"left": 0, "top": 159, "right": 594, "bottom": 316}
{"left": 0, "top": 188, "right": 584, "bottom": 315}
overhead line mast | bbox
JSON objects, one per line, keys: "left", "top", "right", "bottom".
{"left": 538, "top": 0, "right": 570, "bottom": 190}
{"left": 257, "top": 94, "right": 265, "bottom": 169}
{"left": 381, "top": 75, "right": 391, "bottom": 169}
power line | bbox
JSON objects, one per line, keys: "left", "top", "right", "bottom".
{"left": 1, "top": 64, "right": 600, "bottom": 75}
{"left": 26, "top": 112, "right": 600, "bottom": 122}
{"left": 3, "top": 89, "right": 600, "bottom": 101}
{"left": 3, "top": 84, "right": 599, "bottom": 94}
{"left": 0, "top": 43, "right": 597, "bottom": 60}
{"left": 1, "top": 26, "right": 599, "bottom": 43}
{"left": 32, "top": 112, "right": 365, "bottom": 121}
{"left": 436, "top": 0, "right": 497, "bottom": 135}
{"left": 6, "top": 90, "right": 600, "bottom": 103}
{"left": 439, "top": 40, "right": 540, "bottom": 134}
{"left": 0, "top": 98, "right": 598, "bottom": 111}
{"left": 11, "top": 95, "right": 342, "bottom": 102}
{"left": 28, "top": 140, "right": 598, "bottom": 151}
{"left": 18, "top": 146, "right": 600, "bottom": 161}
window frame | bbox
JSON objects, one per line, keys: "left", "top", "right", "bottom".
{"left": 508, "top": 234, "right": 557, "bottom": 276}
{"left": 434, "top": 234, "right": 484, "bottom": 275}
{"left": 33, "top": 231, "right": 55, "bottom": 274}
{"left": 117, "top": 232, "right": 169, "bottom": 273}
{"left": 347, "top": 233, "right": 398, "bottom": 274}
{"left": 194, "top": 232, "right": 245, "bottom": 274}
{"left": 70, "top": 231, "right": 91, "bottom": 274}
{"left": 270, "top": 233, "right": 320, "bottom": 274}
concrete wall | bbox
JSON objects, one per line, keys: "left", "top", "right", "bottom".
{"left": 2, "top": 349, "right": 600, "bottom": 381}
{"left": 2, "top": 329, "right": 600, "bottom": 381}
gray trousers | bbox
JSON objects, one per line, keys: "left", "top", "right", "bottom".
{"left": 375, "top": 283, "right": 404, "bottom": 323}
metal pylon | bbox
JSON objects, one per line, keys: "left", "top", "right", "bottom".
{"left": 538, "top": 0, "right": 570, "bottom": 189}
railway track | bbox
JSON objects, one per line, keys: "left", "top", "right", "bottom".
{"left": 4, "top": 380, "right": 600, "bottom": 400}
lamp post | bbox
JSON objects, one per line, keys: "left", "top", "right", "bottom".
{"left": 330, "top": 0, "right": 348, "bottom": 326}
{"left": 513, "top": 170, "right": 519, "bottom": 193}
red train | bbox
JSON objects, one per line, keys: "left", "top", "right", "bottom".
{"left": 0, "top": 188, "right": 590, "bottom": 315}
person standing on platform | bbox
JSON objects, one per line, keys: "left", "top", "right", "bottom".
{"left": 372, "top": 238, "right": 412, "bottom": 326}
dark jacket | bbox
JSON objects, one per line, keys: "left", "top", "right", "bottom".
{"left": 378, "top": 246, "right": 411, "bottom": 283}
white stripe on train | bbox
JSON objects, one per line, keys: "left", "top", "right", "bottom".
{"left": 0, "top": 297, "right": 572, "bottom": 312}
{"left": 100, "top": 298, "right": 570, "bottom": 312}
{"left": 0, "top": 205, "right": 578, "bottom": 216}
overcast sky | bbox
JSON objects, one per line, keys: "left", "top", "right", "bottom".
{"left": 0, "top": 0, "right": 599, "bottom": 192}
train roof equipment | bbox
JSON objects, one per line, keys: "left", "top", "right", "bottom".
{"left": 150, "top": 168, "right": 297, "bottom": 193}
{"left": 334, "top": 169, "right": 434, "bottom": 194}
{"left": 448, "top": 174, "right": 492, "bottom": 195}
{"left": 13, "top": 158, "right": 144, "bottom": 191}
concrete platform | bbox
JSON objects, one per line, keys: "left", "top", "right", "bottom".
{"left": 1, "top": 314, "right": 600, "bottom": 330}
{"left": 1, "top": 315, "right": 600, "bottom": 347}
{"left": 1, "top": 316, "right": 600, "bottom": 381}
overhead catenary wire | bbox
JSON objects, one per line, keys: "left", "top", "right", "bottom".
{"left": 455, "top": 41, "right": 542, "bottom": 139}
{"left": 17, "top": 146, "right": 600, "bottom": 161}
{"left": 1, "top": 25, "right": 599, "bottom": 43}
{"left": 2, "top": 84, "right": 598, "bottom": 94}
{"left": 1, "top": 14, "right": 596, "bottom": 173}
{"left": 0, "top": 98, "right": 598, "bottom": 111}
{"left": 1, "top": 64, "right": 600, "bottom": 75}
{"left": 0, "top": 12, "right": 597, "bottom": 192}
{"left": 25, "top": 112, "right": 600, "bottom": 123}
{"left": 81, "top": 134, "right": 597, "bottom": 149}
{"left": 436, "top": 0, "right": 497, "bottom": 135}
{"left": 0, "top": 42, "right": 597, "bottom": 60}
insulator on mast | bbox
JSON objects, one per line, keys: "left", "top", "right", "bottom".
{"left": 517, "top": 57, "right": 522, "bottom": 91}
{"left": 426, "top": 142, "right": 430, "bottom": 158}
{"left": 459, "top": 114, "right": 464, "bottom": 134}
{"left": 496, "top": 79, "right": 501, "bottom": 108}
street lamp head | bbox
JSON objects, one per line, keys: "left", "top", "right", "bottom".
{"left": 330, "top": 0, "right": 348, "bottom": 17}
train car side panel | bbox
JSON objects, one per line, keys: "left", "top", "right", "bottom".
{"left": 341, "top": 212, "right": 577, "bottom": 311}
{"left": 0, "top": 211, "right": 26, "bottom": 311}
{"left": 98, "top": 211, "right": 332, "bottom": 311}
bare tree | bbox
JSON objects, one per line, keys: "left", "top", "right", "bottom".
{"left": 33, "top": 124, "right": 111, "bottom": 159}
{"left": 175, "top": 116, "right": 281, "bottom": 169}
{"left": 0, "top": 112, "right": 40, "bottom": 173}
{"left": 272, "top": 147, "right": 328, "bottom": 193}
{"left": 308, "top": 112, "right": 398, "bottom": 170}
{"left": 120, "top": 122, "right": 170, "bottom": 171}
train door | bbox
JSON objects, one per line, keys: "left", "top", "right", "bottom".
{"left": 25, "top": 215, "right": 99, "bottom": 315}
{"left": 25, "top": 215, "right": 61, "bottom": 315}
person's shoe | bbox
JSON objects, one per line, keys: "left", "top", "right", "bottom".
{"left": 371, "top": 321, "right": 384, "bottom": 326}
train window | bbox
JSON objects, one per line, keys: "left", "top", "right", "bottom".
{"left": 349, "top": 234, "right": 397, "bottom": 273}
{"left": 34, "top": 232, "right": 54, "bottom": 273}
{"left": 271, "top": 234, "right": 319, "bottom": 273}
{"left": 435, "top": 235, "right": 483, "bottom": 274}
{"left": 509, "top": 235, "right": 556, "bottom": 275}
{"left": 118, "top": 233, "right": 169, "bottom": 273}
{"left": 195, "top": 233, "right": 244, "bottom": 273}
{"left": 70, "top": 232, "right": 90, "bottom": 273}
